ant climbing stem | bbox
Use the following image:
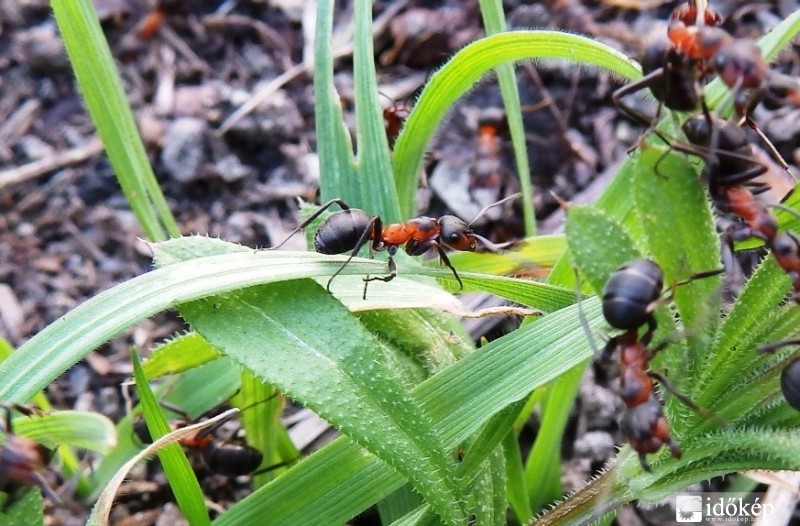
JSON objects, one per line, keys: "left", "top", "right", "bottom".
{"left": 576, "top": 258, "right": 723, "bottom": 471}
{"left": 270, "top": 193, "right": 521, "bottom": 299}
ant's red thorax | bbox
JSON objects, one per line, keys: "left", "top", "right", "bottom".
{"left": 381, "top": 218, "right": 440, "bottom": 245}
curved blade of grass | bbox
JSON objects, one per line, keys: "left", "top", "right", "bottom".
{"left": 178, "top": 280, "right": 465, "bottom": 525}
{"left": 391, "top": 31, "right": 641, "bottom": 217}
{"left": 88, "top": 356, "right": 241, "bottom": 499}
{"left": 0, "top": 235, "right": 569, "bottom": 405}
{"left": 87, "top": 409, "right": 235, "bottom": 526}
{"left": 11, "top": 411, "right": 116, "bottom": 453}
{"left": 51, "top": 0, "right": 177, "bottom": 240}
{"left": 479, "top": 0, "right": 536, "bottom": 235}
{"left": 142, "top": 332, "right": 221, "bottom": 379}
{"left": 132, "top": 350, "right": 209, "bottom": 526}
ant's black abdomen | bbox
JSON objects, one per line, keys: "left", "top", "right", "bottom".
{"left": 602, "top": 259, "right": 664, "bottom": 331}
{"left": 314, "top": 209, "right": 373, "bottom": 254}
{"left": 782, "top": 359, "right": 800, "bottom": 412}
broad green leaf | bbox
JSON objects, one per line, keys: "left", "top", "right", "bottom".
{"left": 177, "top": 279, "right": 464, "bottom": 525}
{"left": 565, "top": 206, "right": 641, "bottom": 294}
{"left": 215, "top": 300, "right": 605, "bottom": 526}
{"left": 632, "top": 146, "right": 721, "bottom": 342}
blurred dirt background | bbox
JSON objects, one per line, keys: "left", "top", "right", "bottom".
{"left": 1, "top": 0, "right": 800, "bottom": 524}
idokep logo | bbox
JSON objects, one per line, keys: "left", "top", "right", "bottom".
{"left": 675, "top": 492, "right": 774, "bottom": 523}
{"left": 676, "top": 495, "right": 703, "bottom": 522}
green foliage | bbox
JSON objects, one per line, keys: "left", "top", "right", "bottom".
{"left": 6, "top": 1, "right": 800, "bottom": 525}
{"left": 0, "top": 488, "right": 43, "bottom": 526}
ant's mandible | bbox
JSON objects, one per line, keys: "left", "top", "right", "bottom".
{"left": 272, "top": 194, "right": 519, "bottom": 297}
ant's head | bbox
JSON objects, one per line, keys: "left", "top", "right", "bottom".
{"left": 712, "top": 38, "right": 767, "bottom": 90}
{"left": 438, "top": 216, "right": 478, "bottom": 251}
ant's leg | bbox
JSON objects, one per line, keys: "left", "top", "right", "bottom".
{"left": 326, "top": 216, "right": 382, "bottom": 293}
{"left": 436, "top": 244, "right": 463, "bottom": 289}
{"left": 648, "top": 370, "right": 721, "bottom": 423}
{"left": 601, "top": 336, "right": 619, "bottom": 362}
{"left": 574, "top": 267, "right": 604, "bottom": 360}
{"left": 362, "top": 252, "right": 397, "bottom": 299}
{"left": 271, "top": 199, "right": 351, "bottom": 250}
{"left": 638, "top": 452, "right": 652, "bottom": 473}
{"left": 613, "top": 70, "right": 676, "bottom": 148}
{"left": 251, "top": 456, "right": 301, "bottom": 476}
{"left": 758, "top": 339, "right": 800, "bottom": 354}
{"left": 612, "top": 70, "right": 665, "bottom": 127}
{"left": 655, "top": 266, "right": 724, "bottom": 311}
{"left": 640, "top": 318, "right": 658, "bottom": 348}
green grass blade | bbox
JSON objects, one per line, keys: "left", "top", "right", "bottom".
{"left": 50, "top": 0, "right": 178, "bottom": 240}
{"left": 132, "top": 350, "right": 210, "bottom": 526}
{"left": 478, "top": 0, "right": 536, "bottom": 235}
{"left": 314, "top": 0, "right": 358, "bottom": 205}
{"left": 232, "top": 372, "right": 294, "bottom": 488}
{"left": 351, "top": 0, "right": 402, "bottom": 221}
{"left": 392, "top": 31, "right": 641, "bottom": 217}
{"left": 88, "top": 357, "right": 241, "bottom": 499}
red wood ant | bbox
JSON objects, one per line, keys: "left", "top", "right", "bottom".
{"left": 680, "top": 115, "right": 778, "bottom": 240}
{"left": 612, "top": 1, "right": 722, "bottom": 133}
{"left": 590, "top": 259, "right": 722, "bottom": 470}
{"left": 0, "top": 405, "right": 62, "bottom": 504}
{"left": 272, "top": 194, "right": 519, "bottom": 297}
{"left": 133, "top": 404, "right": 283, "bottom": 477}
{"left": 757, "top": 339, "right": 800, "bottom": 412}
{"left": 679, "top": 114, "right": 800, "bottom": 301}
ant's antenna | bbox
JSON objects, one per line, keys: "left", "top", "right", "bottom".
{"left": 468, "top": 192, "right": 522, "bottom": 227}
